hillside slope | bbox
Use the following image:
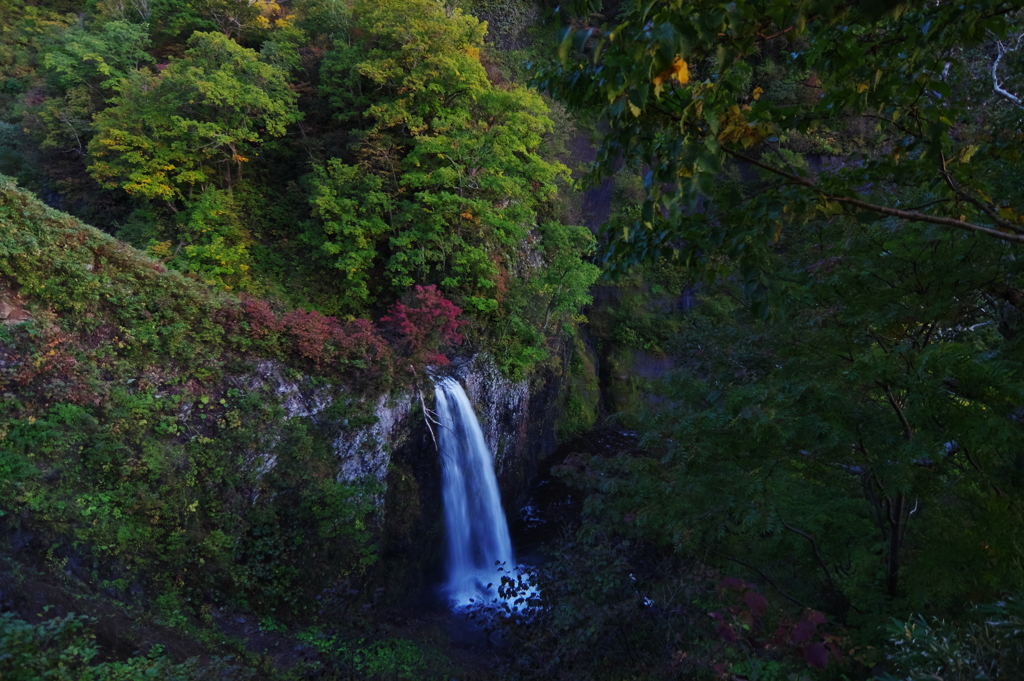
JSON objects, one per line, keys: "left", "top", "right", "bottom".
{"left": 0, "top": 174, "right": 489, "bottom": 677}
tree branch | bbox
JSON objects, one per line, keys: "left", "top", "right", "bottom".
{"left": 885, "top": 390, "right": 913, "bottom": 439}
{"left": 723, "top": 147, "right": 1024, "bottom": 243}
{"left": 777, "top": 517, "right": 847, "bottom": 611}
{"left": 991, "top": 32, "right": 1024, "bottom": 108}
{"left": 418, "top": 388, "right": 440, "bottom": 452}
{"left": 709, "top": 547, "right": 811, "bottom": 610}
{"left": 939, "top": 152, "right": 1024, "bottom": 234}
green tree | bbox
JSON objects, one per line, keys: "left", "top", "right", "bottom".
{"left": 174, "top": 186, "right": 255, "bottom": 290}
{"left": 0, "top": 2, "right": 74, "bottom": 182}
{"left": 532, "top": 220, "right": 600, "bottom": 333}
{"left": 146, "top": 0, "right": 261, "bottom": 41}
{"left": 622, "top": 214, "right": 1024, "bottom": 622}
{"left": 88, "top": 31, "right": 301, "bottom": 205}
{"left": 36, "top": 20, "right": 153, "bottom": 153}
{"left": 41, "top": 19, "right": 152, "bottom": 93}
{"left": 313, "top": 0, "right": 583, "bottom": 322}
{"left": 536, "top": 0, "right": 1024, "bottom": 307}
{"left": 305, "top": 159, "right": 392, "bottom": 307}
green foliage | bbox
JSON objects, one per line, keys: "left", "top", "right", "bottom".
{"left": 0, "top": 174, "right": 229, "bottom": 362}
{"left": 492, "top": 518, "right": 731, "bottom": 679}
{"left": 1, "top": 0, "right": 598, "bottom": 382}
{"left": 295, "top": 630, "right": 451, "bottom": 681}
{"left": 291, "top": 0, "right": 351, "bottom": 40}
{"left": 0, "top": 0, "right": 620, "bottom": 671}
{"left": 310, "top": 0, "right": 593, "bottom": 359}
{"left": 606, "top": 215, "right": 1024, "bottom": 626}
{"left": 532, "top": 221, "right": 600, "bottom": 332}
{"left": 41, "top": 20, "right": 152, "bottom": 93}
{"left": 460, "top": 0, "right": 538, "bottom": 50}
{"left": 0, "top": 175, "right": 386, "bottom": 625}
{"left": 174, "top": 187, "right": 255, "bottom": 291}
{"left": 522, "top": 7, "right": 1024, "bottom": 668}
{"left": 232, "top": 420, "right": 381, "bottom": 614}
{"left": 0, "top": 2, "right": 72, "bottom": 116}
{"left": 34, "top": 20, "right": 153, "bottom": 153}
{"left": 537, "top": 0, "right": 1024, "bottom": 309}
{"left": 487, "top": 220, "right": 599, "bottom": 379}
{"left": 0, "top": 611, "right": 254, "bottom": 680}
{"left": 0, "top": 374, "right": 381, "bottom": 616}
{"left": 347, "top": 638, "right": 436, "bottom": 680}
{"left": 306, "top": 159, "right": 392, "bottom": 310}
{"left": 555, "top": 332, "right": 599, "bottom": 440}
{"left": 88, "top": 31, "right": 301, "bottom": 202}
{"left": 881, "top": 596, "right": 1024, "bottom": 680}
{"left": 145, "top": 0, "right": 261, "bottom": 41}
{"left": 321, "top": 0, "right": 487, "bottom": 133}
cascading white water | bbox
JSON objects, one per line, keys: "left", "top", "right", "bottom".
{"left": 434, "top": 377, "right": 515, "bottom": 609}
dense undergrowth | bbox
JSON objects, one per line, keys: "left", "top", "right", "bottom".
{"left": 0, "top": 173, "right": 393, "bottom": 675}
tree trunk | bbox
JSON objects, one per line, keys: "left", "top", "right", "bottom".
{"left": 885, "top": 493, "right": 905, "bottom": 599}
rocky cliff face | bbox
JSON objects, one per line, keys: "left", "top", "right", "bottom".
{"left": 335, "top": 391, "right": 417, "bottom": 486}
{"left": 246, "top": 352, "right": 561, "bottom": 599}
{"left": 249, "top": 350, "right": 556, "bottom": 504}
{"left": 149, "top": 351, "right": 558, "bottom": 600}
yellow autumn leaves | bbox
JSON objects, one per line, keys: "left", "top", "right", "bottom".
{"left": 718, "top": 104, "right": 767, "bottom": 147}
{"left": 627, "top": 55, "right": 765, "bottom": 151}
{"left": 627, "top": 55, "right": 691, "bottom": 117}
{"left": 653, "top": 55, "right": 689, "bottom": 96}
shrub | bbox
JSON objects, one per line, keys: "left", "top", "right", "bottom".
{"left": 381, "top": 285, "right": 465, "bottom": 375}
{"left": 0, "top": 611, "right": 254, "bottom": 680}
{"left": 282, "top": 307, "right": 336, "bottom": 365}
{"left": 231, "top": 297, "right": 391, "bottom": 381}
{"left": 711, "top": 578, "right": 844, "bottom": 675}
{"left": 879, "top": 596, "right": 1024, "bottom": 681}
{"left": 240, "top": 296, "right": 284, "bottom": 338}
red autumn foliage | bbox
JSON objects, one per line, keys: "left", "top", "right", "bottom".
{"left": 241, "top": 297, "right": 284, "bottom": 338}
{"left": 280, "top": 308, "right": 391, "bottom": 376}
{"left": 282, "top": 308, "right": 335, "bottom": 364}
{"left": 218, "top": 296, "right": 391, "bottom": 380}
{"left": 381, "top": 285, "right": 465, "bottom": 373}
{"left": 337, "top": 318, "right": 391, "bottom": 369}
{"left": 711, "top": 577, "right": 843, "bottom": 675}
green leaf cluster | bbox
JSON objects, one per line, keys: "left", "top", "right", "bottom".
{"left": 0, "top": 611, "right": 254, "bottom": 680}
{"left": 88, "top": 31, "right": 300, "bottom": 202}
{"left": 881, "top": 595, "right": 1024, "bottom": 680}
{"left": 599, "top": 214, "right": 1024, "bottom": 627}
{"left": 310, "top": 0, "right": 578, "bottom": 315}
{"left": 537, "top": 0, "right": 1024, "bottom": 308}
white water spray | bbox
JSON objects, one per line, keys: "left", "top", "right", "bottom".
{"left": 434, "top": 377, "right": 514, "bottom": 609}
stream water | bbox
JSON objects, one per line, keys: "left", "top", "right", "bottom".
{"left": 434, "top": 377, "right": 516, "bottom": 610}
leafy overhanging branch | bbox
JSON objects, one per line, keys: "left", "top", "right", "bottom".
{"left": 722, "top": 147, "right": 1024, "bottom": 244}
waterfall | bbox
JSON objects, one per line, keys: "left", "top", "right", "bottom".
{"left": 434, "top": 377, "right": 514, "bottom": 609}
